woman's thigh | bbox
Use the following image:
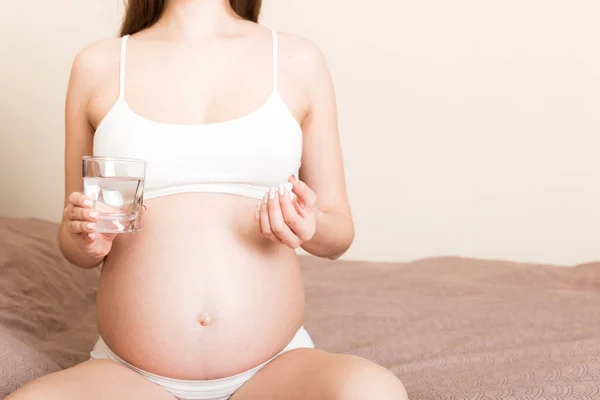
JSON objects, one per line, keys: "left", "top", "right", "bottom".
{"left": 7, "top": 359, "right": 175, "bottom": 400}
{"left": 232, "top": 348, "right": 408, "bottom": 400}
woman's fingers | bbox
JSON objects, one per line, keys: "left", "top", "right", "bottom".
{"left": 289, "top": 175, "right": 317, "bottom": 208}
{"left": 257, "top": 184, "right": 308, "bottom": 249}
{"left": 64, "top": 193, "right": 98, "bottom": 232}
{"left": 67, "top": 220, "right": 97, "bottom": 234}
{"left": 68, "top": 192, "right": 93, "bottom": 208}
{"left": 260, "top": 191, "right": 281, "bottom": 243}
{"left": 287, "top": 177, "right": 318, "bottom": 242}
{"left": 64, "top": 204, "right": 99, "bottom": 222}
{"left": 279, "top": 184, "right": 302, "bottom": 232}
{"left": 268, "top": 186, "right": 300, "bottom": 248}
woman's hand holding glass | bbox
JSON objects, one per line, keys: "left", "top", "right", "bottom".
{"left": 63, "top": 192, "right": 147, "bottom": 258}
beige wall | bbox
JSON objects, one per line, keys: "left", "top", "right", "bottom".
{"left": 1, "top": 1, "right": 598, "bottom": 265}
{"left": 0, "top": 1, "right": 122, "bottom": 219}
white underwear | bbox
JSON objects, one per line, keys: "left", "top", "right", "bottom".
{"left": 90, "top": 327, "right": 314, "bottom": 400}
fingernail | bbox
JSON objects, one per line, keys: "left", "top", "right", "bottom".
{"left": 270, "top": 188, "right": 276, "bottom": 199}
{"left": 87, "top": 223, "right": 96, "bottom": 230}
{"left": 279, "top": 184, "right": 285, "bottom": 195}
{"left": 89, "top": 211, "right": 99, "bottom": 220}
{"left": 264, "top": 193, "right": 269, "bottom": 204}
{"left": 88, "top": 233, "right": 95, "bottom": 239}
{"left": 285, "top": 182, "right": 293, "bottom": 192}
{"left": 257, "top": 201, "right": 261, "bottom": 211}
{"left": 83, "top": 200, "right": 93, "bottom": 207}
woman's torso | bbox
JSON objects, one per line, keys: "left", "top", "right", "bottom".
{"left": 88, "top": 25, "right": 309, "bottom": 380}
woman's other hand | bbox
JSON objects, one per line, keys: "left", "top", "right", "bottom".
{"left": 255, "top": 176, "right": 318, "bottom": 249}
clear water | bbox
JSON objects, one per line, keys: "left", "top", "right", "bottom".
{"left": 83, "top": 177, "right": 144, "bottom": 233}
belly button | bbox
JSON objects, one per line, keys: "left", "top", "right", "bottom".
{"left": 197, "top": 313, "right": 212, "bottom": 327}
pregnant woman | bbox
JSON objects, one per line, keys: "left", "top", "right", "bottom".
{"left": 9, "top": 1, "right": 407, "bottom": 399}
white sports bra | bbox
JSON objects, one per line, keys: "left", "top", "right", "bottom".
{"left": 93, "top": 31, "right": 303, "bottom": 200}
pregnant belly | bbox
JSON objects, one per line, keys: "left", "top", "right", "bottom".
{"left": 96, "top": 194, "right": 305, "bottom": 380}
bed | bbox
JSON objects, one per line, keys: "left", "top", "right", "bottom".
{"left": 1, "top": 217, "right": 599, "bottom": 399}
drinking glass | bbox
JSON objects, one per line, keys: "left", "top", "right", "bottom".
{"left": 82, "top": 156, "right": 147, "bottom": 233}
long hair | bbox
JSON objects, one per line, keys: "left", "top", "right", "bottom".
{"left": 120, "top": 0, "right": 262, "bottom": 36}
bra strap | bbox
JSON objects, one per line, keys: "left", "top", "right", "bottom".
{"left": 119, "top": 35, "right": 130, "bottom": 99}
{"left": 272, "top": 30, "right": 278, "bottom": 93}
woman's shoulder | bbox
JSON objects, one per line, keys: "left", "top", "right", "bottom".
{"left": 276, "top": 32, "right": 331, "bottom": 91}
{"left": 70, "top": 37, "right": 122, "bottom": 83}
{"left": 277, "top": 32, "right": 327, "bottom": 68}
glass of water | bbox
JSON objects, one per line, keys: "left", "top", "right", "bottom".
{"left": 82, "top": 156, "right": 147, "bottom": 234}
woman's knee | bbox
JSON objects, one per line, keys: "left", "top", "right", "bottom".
{"left": 7, "top": 378, "right": 58, "bottom": 400}
{"left": 7, "top": 360, "right": 152, "bottom": 400}
{"left": 336, "top": 356, "right": 408, "bottom": 400}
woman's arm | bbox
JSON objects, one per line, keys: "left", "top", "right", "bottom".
{"left": 59, "top": 42, "right": 118, "bottom": 268}
{"left": 296, "top": 43, "right": 354, "bottom": 259}
{"left": 255, "top": 36, "right": 354, "bottom": 260}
